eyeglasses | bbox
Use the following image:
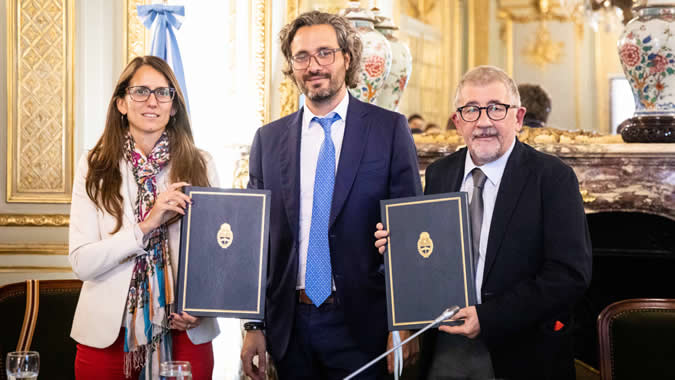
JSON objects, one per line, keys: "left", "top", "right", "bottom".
{"left": 291, "top": 48, "right": 342, "bottom": 70}
{"left": 456, "top": 103, "right": 518, "bottom": 122}
{"left": 126, "top": 86, "right": 175, "bottom": 103}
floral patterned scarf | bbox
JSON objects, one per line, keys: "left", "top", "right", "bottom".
{"left": 122, "top": 132, "right": 174, "bottom": 379}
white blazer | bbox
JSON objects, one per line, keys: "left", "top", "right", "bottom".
{"left": 69, "top": 151, "right": 221, "bottom": 348}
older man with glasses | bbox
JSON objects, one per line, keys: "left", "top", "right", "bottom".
{"left": 375, "top": 66, "right": 592, "bottom": 379}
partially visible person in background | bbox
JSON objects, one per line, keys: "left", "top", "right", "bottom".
{"left": 407, "top": 113, "right": 425, "bottom": 134}
{"left": 518, "top": 83, "right": 551, "bottom": 128}
{"left": 424, "top": 123, "right": 441, "bottom": 135}
{"left": 445, "top": 116, "right": 456, "bottom": 130}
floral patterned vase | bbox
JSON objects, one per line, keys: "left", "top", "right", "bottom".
{"left": 374, "top": 15, "right": 413, "bottom": 111}
{"left": 341, "top": 5, "right": 392, "bottom": 103}
{"left": 617, "top": 1, "right": 675, "bottom": 142}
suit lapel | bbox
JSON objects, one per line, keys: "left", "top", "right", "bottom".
{"left": 447, "top": 148, "right": 468, "bottom": 193}
{"left": 482, "top": 140, "right": 531, "bottom": 280}
{"left": 279, "top": 109, "right": 303, "bottom": 239}
{"left": 329, "top": 95, "right": 370, "bottom": 228}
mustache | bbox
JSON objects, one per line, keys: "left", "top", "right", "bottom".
{"left": 303, "top": 73, "right": 330, "bottom": 81}
{"left": 472, "top": 127, "right": 499, "bottom": 138}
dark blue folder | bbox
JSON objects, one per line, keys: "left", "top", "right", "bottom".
{"left": 176, "top": 187, "right": 270, "bottom": 318}
{"left": 381, "top": 192, "right": 477, "bottom": 330}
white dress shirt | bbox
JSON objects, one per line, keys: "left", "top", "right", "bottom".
{"left": 296, "top": 93, "right": 350, "bottom": 289}
{"left": 460, "top": 138, "right": 516, "bottom": 304}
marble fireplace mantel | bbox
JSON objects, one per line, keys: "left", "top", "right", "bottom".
{"left": 416, "top": 143, "right": 675, "bottom": 221}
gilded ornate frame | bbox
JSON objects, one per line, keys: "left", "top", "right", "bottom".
{"left": 5, "top": 0, "right": 75, "bottom": 203}
{"left": 0, "top": 243, "right": 68, "bottom": 256}
{"left": 123, "top": 0, "right": 150, "bottom": 64}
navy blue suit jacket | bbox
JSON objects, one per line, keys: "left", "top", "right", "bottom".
{"left": 420, "top": 140, "right": 592, "bottom": 379}
{"left": 248, "top": 94, "right": 422, "bottom": 361}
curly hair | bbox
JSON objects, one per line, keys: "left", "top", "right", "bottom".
{"left": 279, "top": 10, "right": 363, "bottom": 88}
{"left": 518, "top": 84, "right": 552, "bottom": 123}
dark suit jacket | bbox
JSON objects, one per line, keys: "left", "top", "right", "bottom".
{"left": 419, "top": 140, "right": 592, "bottom": 380}
{"left": 248, "top": 94, "right": 422, "bottom": 361}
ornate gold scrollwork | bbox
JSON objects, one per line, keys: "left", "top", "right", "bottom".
{"left": 6, "top": 0, "right": 75, "bottom": 203}
{"left": 579, "top": 188, "right": 597, "bottom": 204}
{"left": 0, "top": 214, "right": 69, "bottom": 227}
{"left": 124, "top": 0, "right": 149, "bottom": 63}
{"left": 0, "top": 244, "right": 68, "bottom": 255}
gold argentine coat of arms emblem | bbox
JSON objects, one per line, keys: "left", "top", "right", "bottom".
{"left": 217, "top": 223, "right": 234, "bottom": 249}
{"left": 417, "top": 232, "right": 433, "bottom": 258}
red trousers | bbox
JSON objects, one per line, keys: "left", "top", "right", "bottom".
{"left": 75, "top": 329, "right": 214, "bottom": 380}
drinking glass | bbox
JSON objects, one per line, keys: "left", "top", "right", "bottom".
{"left": 5, "top": 351, "right": 39, "bottom": 380}
{"left": 159, "top": 361, "right": 192, "bottom": 380}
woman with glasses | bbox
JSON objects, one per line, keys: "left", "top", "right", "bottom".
{"left": 68, "top": 56, "right": 219, "bottom": 379}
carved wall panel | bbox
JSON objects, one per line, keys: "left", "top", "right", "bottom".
{"left": 254, "top": 0, "right": 271, "bottom": 125}
{"left": 6, "top": 0, "right": 74, "bottom": 203}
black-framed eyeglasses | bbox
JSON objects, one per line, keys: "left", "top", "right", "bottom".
{"left": 291, "top": 48, "right": 342, "bottom": 70}
{"left": 126, "top": 86, "right": 175, "bottom": 103}
{"left": 456, "top": 103, "right": 519, "bottom": 122}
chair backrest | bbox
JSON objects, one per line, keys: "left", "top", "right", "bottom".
{"left": 0, "top": 279, "right": 82, "bottom": 380}
{"left": 597, "top": 298, "right": 675, "bottom": 380}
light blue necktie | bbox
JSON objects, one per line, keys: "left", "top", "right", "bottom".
{"left": 305, "top": 113, "right": 341, "bottom": 306}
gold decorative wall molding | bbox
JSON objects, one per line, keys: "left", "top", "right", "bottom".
{"left": 6, "top": 0, "right": 75, "bottom": 203}
{"left": 405, "top": 0, "right": 438, "bottom": 23}
{"left": 124, "top": 0, "right": 149, "bottom": 64}
{"left": 468, "top": 0, "right": 490, "bottom": 68}
{"left": 0, "top": 266, "right": 72, "bottom": 273}
{"left": 280, "top": 77, "right": 300, "bottom": 118}
{"left": 0, "top": 214, "right": 69, "bottom": 227}
{"left": 498, "top": 0, "right": 585, "bottom": 72}
{"left": 280, "top": 0, "right": 300, "bottom": 117}
{"left": 0, "top": 244, "right": 68, "bottom": 255}
{"left": 522, "top": 23, "right": 564, "bottom": 69}
{"left": 254, "top": 0, "right": 272, "bottom": 125}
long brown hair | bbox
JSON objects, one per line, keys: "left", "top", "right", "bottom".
{"left": 86, "top": 56, "right": 209, "bottom": 233}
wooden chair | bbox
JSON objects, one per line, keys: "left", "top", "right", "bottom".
{"left": 597, "top": 298, "right": 675, "bottom": 380}
{"left": 0, "top": 279, "right": 82, "bottom": 380}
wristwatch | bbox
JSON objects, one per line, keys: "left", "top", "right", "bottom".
{"left": 244, "top": 321, "right": 265, "bottom": 331}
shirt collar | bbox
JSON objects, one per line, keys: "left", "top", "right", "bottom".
{"left": 303, "top": 91, "right": 349, "bottom": 128}
{"left": 463, "top": 137, "right": 517, "bottom": 187}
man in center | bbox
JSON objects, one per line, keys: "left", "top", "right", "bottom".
{"left": 241, "top": 11, "right": 422, "bottom": 380}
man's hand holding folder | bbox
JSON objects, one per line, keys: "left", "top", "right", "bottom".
{"left": 374, "top": 222, "right": 477, "bottom": 336}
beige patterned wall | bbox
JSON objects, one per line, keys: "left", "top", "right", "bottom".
{"left": 6, "top": 0, "right": 75, "bottom": 203}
